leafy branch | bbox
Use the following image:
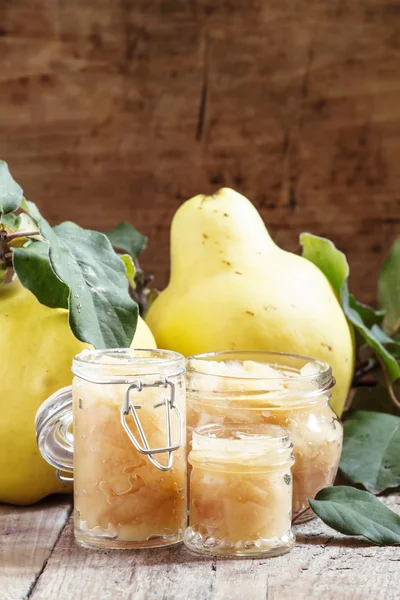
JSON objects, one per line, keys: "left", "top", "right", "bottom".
{"left": 0, "top": 160, "right": 140, "bottom": 349}
{"left": 301, "top": 233, "right": 400, "bottom": 409}
{"left": 105, "top": 222, "right": 159, "bottom": 316}
{"left": 301, "top": 233, "right": 400, "bottom": 544}
{"left": 309, "top": 487, "right": 400, "bottom": 545}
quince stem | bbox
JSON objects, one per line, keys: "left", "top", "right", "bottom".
{"left": 6, "top": 231, "right": 39, "bottom": 241}
{"left": 378, "top": 356, "right": 400, "bottom": 410}
{"left": 0, "top": 228, "right": 40, "bottom": 270}
{"left": 291, "top": 506, "right": 312, "bottom": 524}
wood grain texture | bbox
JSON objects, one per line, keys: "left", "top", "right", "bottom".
{"left": 26, "top": 494, "right": 400, "bottom": 600}
{"left": 0, "top": 496, "right": 72, "bottom": 600}
{"left": 0, "top": 0, "right": 400, "bottom": 303}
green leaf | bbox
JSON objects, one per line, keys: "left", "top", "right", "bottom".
{"left": 18, "top": 200, "right": 138, "bottom": 347}
{"left": 371, "top": 325, "right": 396, "bottom": 345}
{"left": 120, "top": 254, "right": 136, "bottom": 288}
{"left": 301, "top": 233, "right": 400, "bottom": 381}
{"left": 343, "top": 286, "right": 400, "bottom": 380}
{"left": 144, "top": 288, "right": 160, "bottom": 317}
{"left": 340, "top": 411, "right": 400, "bottom": 493}
{"left": 1, "top": 211, "right": 39, "bottom": 235}
{"left": 39, "top": 219, "right": 138, "bottom": 349}
{"left": 300, "top": 232, "right": 348, "bottom": 297}
{"left": 106, "top": 223, "right": 148, "bottom": 260}
{"left": 1, "top": 213, "right": 20, "bottom": 230}
{"left": 370, "top": 325, "right": 400, "bottom": 356}
{"left": 21, "top": 198, "right": 42, "bottom": 223}
{"left": 348, "top": 299, "right": 385, "bottom": 329}
{"left": 13, "top": 241, "right": 69, "bottom": 309}
{"left": 15, "top": 212, "right": 41, "bottom": 235}
{"left": 379, "top": 238, "right": 400, "bottom": 335}
{"left": 309, "top": 486, "right": 400, "bottom": 545}
{"left": 0, "top": 161, "right": 23, "bottom": 214}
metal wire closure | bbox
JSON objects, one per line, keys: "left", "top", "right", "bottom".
{"left": 56, "top": 469, "right": 74, "bottom": 482}
{"left": 120, "top": 376, "right": 183, "bottom": 472}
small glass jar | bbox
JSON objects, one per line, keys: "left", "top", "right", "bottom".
{"left": 186, "top": 351, "right": 342, "bottom": 522}
{"left": 36, "top": 349, "right": 187, "bottom": 549}
{"left": 184, "top": 423, "right": 295, "bottom": 557}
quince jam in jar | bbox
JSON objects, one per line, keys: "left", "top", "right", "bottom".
{"left": 184, "top": 423, "right": 295, "bottom": 557}
{"left": 186, "top": 351, "right": 342, "bottom": 522}
{"left": 36, "top": 349, "right": 187, "bottom": 549}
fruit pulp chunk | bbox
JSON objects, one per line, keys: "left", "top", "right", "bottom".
{"left": 73, "top": 379, "right": 186, "bottom": 544}
{"left": 190, "top": 467, "right": 292, "bottom": 543}
{"left": 187, "top": 359, "right": 342, "bottom": 518}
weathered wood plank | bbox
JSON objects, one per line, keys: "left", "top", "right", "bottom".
{"left": 0, "top": 496, "right": 72, "bottom": 600}
{"left": 266, "top": 493, "right": 400, "bottom": 600}
{"left": 28, "top": 494, "right": 400, "bottom": 600}
{"left": 1, "top": 0, "right": 400, "bottom": 304}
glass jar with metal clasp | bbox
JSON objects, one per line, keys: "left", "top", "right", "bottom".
{"left": 35, "top": 349, "right": 187, "bottom": 550}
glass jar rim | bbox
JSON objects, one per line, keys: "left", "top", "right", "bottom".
{"left": 190, "top": 423, "right": 294, "bottom": 469}
{"left": 72, "top": 348, "right": 185, "bottom": 382}
{"left": 193, "top": 422, "right": 291, "bottom": 447}
{"left": 186, "top": 350, "right": 332, "bottom": 383}
{"left": 186, "top": 350, "right": 334, "bottom": 405}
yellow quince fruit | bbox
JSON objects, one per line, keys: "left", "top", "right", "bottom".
{"left": 146, "top": 188, "right": 355, "bottom": 416}
{"left": 0, "top": 279, "right": 156, "bottom": 505}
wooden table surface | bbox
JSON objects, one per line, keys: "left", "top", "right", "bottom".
{"left": 1, "top": 494, "right": 399, "bottom": 600}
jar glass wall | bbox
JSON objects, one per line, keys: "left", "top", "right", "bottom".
{"left": 186, "top": 351, "right": 342, "bottom": 522}
{"left": 184, "top": 423, "right": 295, "bottom": 557}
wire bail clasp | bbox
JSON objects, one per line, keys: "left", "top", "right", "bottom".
{"left": 120, "top": 376, "right": 183, "bottom": 472}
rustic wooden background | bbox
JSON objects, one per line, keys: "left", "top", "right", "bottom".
{"left": 1, "top": 0, "right": 399, "bottom": 304}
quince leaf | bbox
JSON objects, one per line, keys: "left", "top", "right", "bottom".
{"left": 106, "top": 223, "right": 148, "bottom": 260}
{"left": 370, "top": 325, "right": 400, "bottom": 356}
{"left": 0, "top": 161, "right": 23, "bottom": 214}
{"left": 13, "top": 241, "right": 69, "bottom": 309}
{"left": 301, "top": 233, "right": 400, "bottom": 381}
{"left": 349, "top": 299, "right": 385, "bottom": 329}
{"left": 379, "top": 238, "right": 400, "bottom": 335}
{"left": 21, "top": 198, "right": 42, "bottom": 223}
{"left": 2, "top": 173, "right": 138, "bottom": 348}
{"left": 309, "top": 486, "right": 400, "bottom": 545}
{"left": 1, "top": 211, "right": 40, "bottom": 238}
{"left": 343, "top": 285, "right": 400, "bottom": 381}
{"left": 39, "top": 219, "right": 138, "bottom": 348}
{"left": 1, "top": 213, "right": 20, "bottom": 231}
{"left": 300, "top": 232, "right": 349, "bottom": 297}
{"left": 340, "top": 411, "right": 400, "bottom": 494}
{"left": 120, "top": 254, "right": 136, "bottom": 288}
{"left": 144, "top": 288, "right": 160, "bottom": 317}
{"left": 20, "top": 199, "right": 138, "bottom": 347}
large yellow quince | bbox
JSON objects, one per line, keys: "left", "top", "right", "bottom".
{"left": 0, "top": 279, "right": 156, "bottom": 505}
{"left": 146, "top": 188, "right": 355, "bottom": 416}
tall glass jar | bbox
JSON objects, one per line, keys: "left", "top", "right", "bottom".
{"left": 186, "top": 351, "right": 342, "bottom": 522}
{"left": 36, "top": 349, "right": 187, "bottom": 549}
{"left": 184, "top": 423, "right": 295, "bottom": 558}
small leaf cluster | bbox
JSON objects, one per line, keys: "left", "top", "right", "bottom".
{"left": 0, "top": 161, "right": 146, "bottom": 349}
{"left": 301, "top": 233, "right": 400, "bottom": 545}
